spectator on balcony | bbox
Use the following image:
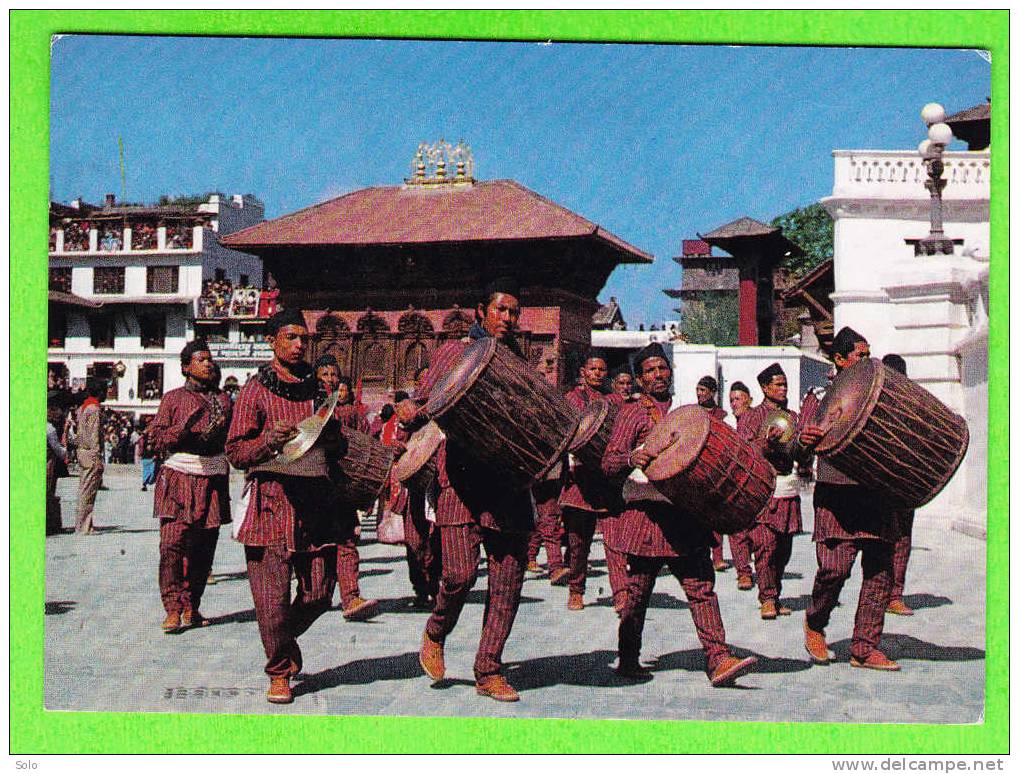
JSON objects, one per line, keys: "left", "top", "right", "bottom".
{"left": 99, "top": 227, "right": 123, "bottom": 252}
{"left": 257, "top": 273, "right": 281, "bottom": 318}
{"left": 133, "top": 222, "right": 157, "bottom": 250}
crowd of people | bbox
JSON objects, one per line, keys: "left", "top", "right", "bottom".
{"left": 46, "top": 287, "right": 928, "bottom": 708}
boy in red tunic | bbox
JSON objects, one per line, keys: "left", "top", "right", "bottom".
{"left": 798, "top": 327, "right": 903, "bottom": 671}
{"left": 603, "top": 344, "right": 756, "bottom": 687}
{"left": 314, "top": 355, "right": 379, "bottom": 621}
{"left": 226, "top": 309, "right": 349, "bottom": 704}
{"left": 726, "top": 381, "right": 755, "bottom": 590}
{"left": 559, "top": 352, "right": 621, "bottom": 611}
{"left": 149, "top": 340, "right": 232, "bottom": 633}
{"left": 408, "top": 282, "right": 534, "bottom": 702}
{"left": 736, "top": 363, "right": 811, "bottom": 619}
{"left": 696, "top": 374, "right": 731, "bottom": 573}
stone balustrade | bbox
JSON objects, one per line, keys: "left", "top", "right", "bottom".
{"left": 831, "top": 149, "right": 990, "bottom": 200}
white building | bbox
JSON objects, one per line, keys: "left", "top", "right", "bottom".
{"left": 48, "top": 193, "right": 265, "bottom": 416}
{"left": 820, "top": 117, "right": 989, "bottom": 536}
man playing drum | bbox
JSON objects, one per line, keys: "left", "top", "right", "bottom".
{"left": 409, "top": 280, "right": 535, "bottom": 702}
{"left": 226, "top": 308, "right": 349, "bottom": 704}
{"left": 602, "top": 343, "right": 757, "bottom": 686}
{"left": 148, "top": 339, "right": 232, "bottom": 633}
{"left": 314, "top": 355, "right": 379, "bottom": 622}
{"left": 737, "top": 363, "right": 811, "bottom": 620}
{"left": 559, "top": 352, "right": 622, "bottom": 611}
{"left": 726, "top": 381, "right": 756, "bottom": 592}
{"left": 797, "top": 326, "right": 903, "bottom": 671}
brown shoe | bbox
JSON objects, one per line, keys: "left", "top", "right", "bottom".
{"left": 778, "top": 604, "right": 792, "bottom": 616}
{"left": 737, "top": 574, "right": 754, "bottom": 591}
{"left": 266, "top": 675, "right": 293, "bottom": 704}
{"left": 567, "top": 592, "right": 584, "bottom": 611}
{"left": 713, "top": 560, "right": 728, "bottom": 572}
{"left": 760, "top": 600, "right": 778, "bottom": 620}
{"left": 850, "top": 651, "right": 901, "bottom": 671}
{"left": 419, "top": 632, "right": 445, "bottom": 681}
{"left": 709, "top": 655, "right": 757, "bottom": 687}
{"left": 181, "top": 609, "right": 210, "bottom": 629}
{"left": 887, "top": 599, "right": 914, "bottom": 616}
{"left": 526, "top": 561, "right": 543, "bottom": 574}
{"left": 343, "top": 597, "right": 380, "bottom": 621}
{"left": 804, "top": 620, "right": 833, "bottom": 664}
{"left": 549, "top": 567, "right": 570, "bottom": 586}
{"left": 161, "top": 611, "right": 183, "bottom": 633}
{"left": 475, "top": 674, "right": 520, "bottom": 702}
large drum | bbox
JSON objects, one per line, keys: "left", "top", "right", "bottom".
{"left": 642, "top": 405, "right": 776, "bottom": 533}
{"left": 424, "top": 337, "right": 581, "bottom": 488}
{"left": 392, "top": 421, "right": 444, "bottom": 492}
{"left": 814, "top": 358, "right": 969, "bottom": 509}
{"left": 335, "top": 427, "right": 394, "bottom": 511}
{"left": 569, "top": 398, "right": 620, "bottom": 470}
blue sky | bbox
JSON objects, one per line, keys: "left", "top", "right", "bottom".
{"left": 50, "top": 36, "right": 990, "bottom": 326}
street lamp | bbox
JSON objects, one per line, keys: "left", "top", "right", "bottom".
{"left": 915, "top": 102, "right": 956, "bottom": 256}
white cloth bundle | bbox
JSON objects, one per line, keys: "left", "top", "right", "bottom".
{"left": 163, "top": 452, "right": 229, "bottom": 477}
{"left": 773, "top": 470, "right": 800, "bottom": 500}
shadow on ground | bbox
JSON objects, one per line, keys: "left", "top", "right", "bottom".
{"left": 45, "top": 601, "right": 77, "bottom": 615}
{"left": 830, "top": 634, "right": 984, "bottom": 663}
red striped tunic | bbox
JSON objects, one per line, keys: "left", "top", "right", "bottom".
{"left": 419, "top": 339, "right": 534, "bottom": 534}
{"left": 149, "top": 386, "right": 231, "bottom": 527}
{"left": 559, "top": 384, "right": 620, "bottom": 514}
{"left": 226, "top": 374, "right": 344, "bottom": 551}
{"left": 601, "top": 396, "right": 714, "bottom": 557}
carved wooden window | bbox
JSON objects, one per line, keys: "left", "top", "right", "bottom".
{"left": 397, "top": 311, "right": 434, "bottom": 336}
{"left": 403, "top": 341, "right": 429, "bottom": 381}
{"left": 93, "top": 266, "right": 125, "bottom": 294}
{"left": 49, "top": 267, "right": 72, "bottom": 292}
{"left": 316, "top": 314, "right": 350, "bottom": 337}
{"left": 442, "top": 309, "right": 471, "bottom": 337}
{"left": 357, "top": 311, "right": 390, "bottom": 334}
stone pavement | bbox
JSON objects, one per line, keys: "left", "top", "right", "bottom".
{"left": 45, "top": 465, "right": 985, "bottom": 722}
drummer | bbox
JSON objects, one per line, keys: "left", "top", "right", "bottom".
{"left": 726, "top": 381, "right": 755, "bottom": 592}
{"left": 408, "top": 278, "right": 535, "bottom": 702}
{"left": 736, "top": 363, "right": 811, "bottom": 620}
{"left": 601, "top": 342, "right": 757, "bottom": 686}
{"left": 695, "top": 375, "right": 729, "bottom": 573}
{"left": 797, "top": 326, "right": 902, "bottom": 671}
{"left": 313, "top": 354, "right": 379, "bottom": 622}
{"left": 226, "top": 308, "right": 348, "bottom": 704}
{"left": 558, "top": 350, "right": 622, "bottom": 611}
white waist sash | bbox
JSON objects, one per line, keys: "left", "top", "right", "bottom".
{"left": 773, "top": 470, "right": 800, "bottom": 499}
{"left": 163, "top": 452, "right": 229, "bottom": 477}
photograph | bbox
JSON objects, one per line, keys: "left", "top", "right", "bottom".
{"left": 14, "top": 9, "right": 1006, "bottom": 757}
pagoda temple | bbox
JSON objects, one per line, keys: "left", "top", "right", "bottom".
{"left": 697, "top": 217, "right": 803, "bottom": 346}
{"left": 221, "top": 141, "right": 652, "bottom": 404}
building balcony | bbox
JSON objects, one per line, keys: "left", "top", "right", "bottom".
{"left": 48, "top": 225, "right": 207, "bottom": 256}
{"left": 830, "top": 149, "right": 989, "bottom": 202}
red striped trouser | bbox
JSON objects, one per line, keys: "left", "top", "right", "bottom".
{"left": 748, "top": 523, "right": 794, "bottom": 604}
{"left": 158, "top": 519, "right": 220, "bottom": 614}
{"left": 890, "top": 533, "right": 911, "bottom": 602}
{"left": 527, "top": 500, "right": 565, "bottom": 570}
{"left": 335, "top": 536, "right": 361, "bottom": 607}
{"left": 806, "top": 538, "right": 893, "bottom": 661}
{"left": 425, "top": 523, "right": 528, "bottom": 679}
{"left": 245, "top": 545, "right": 337, "bottom": 677}
{"left": 618, "top": 551, "right": 729, "bottom": 674}
{"left": 729, "top": 529, "right": 753, "bottom": 577}
{"left": 404, "top": 493, "right": 441, "bottom": 599}
{"left": 597, "top": 517, "right": 630, "bottom": 607}
{"left": 563, "top": 506, "right": 598, "bottom": 595}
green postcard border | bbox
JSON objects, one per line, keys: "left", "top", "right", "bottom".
{"left": 11, "top": 9, "right": 1009, "bottom": 755}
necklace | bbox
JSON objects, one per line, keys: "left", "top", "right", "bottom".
{"left": 257, "top": 362, "right": 318, "bottom": 402}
